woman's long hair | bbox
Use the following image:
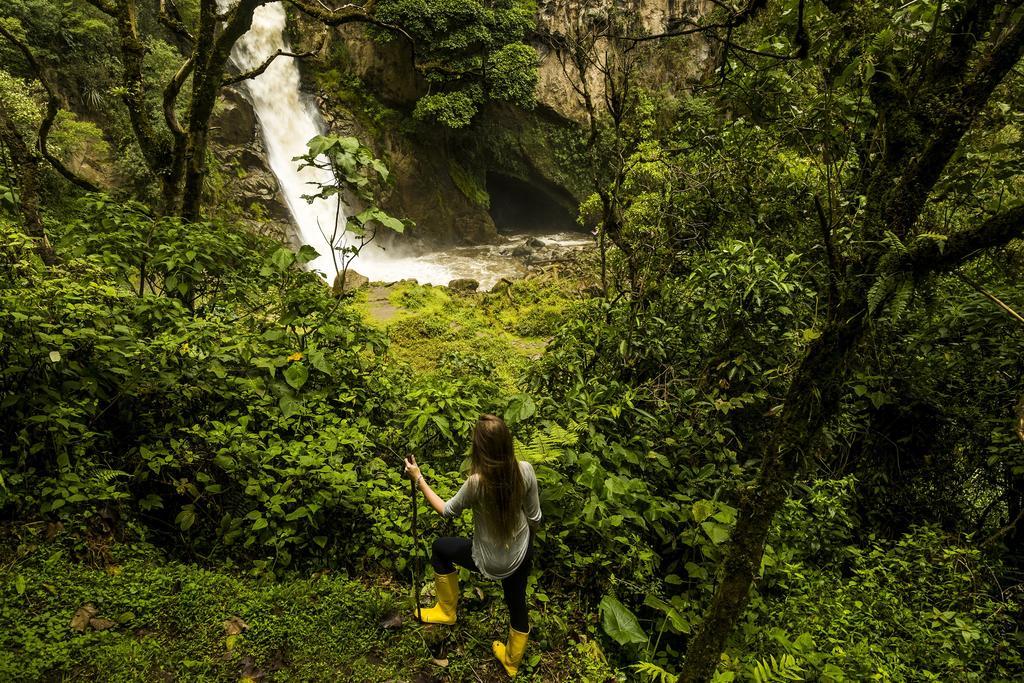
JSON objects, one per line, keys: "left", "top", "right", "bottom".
{"left": 470, "top": 414, "right": 524, "bottom": 544}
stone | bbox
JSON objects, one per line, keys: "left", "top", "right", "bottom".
{"left": 447, "top": 278, "right": 480, "bottom": 293}
{"left": 511, "top": 244, "right": 533, "bottom": 258}
{"left": 212, "top": 89, "right": 257, "bottom": 146}
{"left": 527, "top": 237, "right": 546, "bottom": 248}
{"left": 332, "top": 269, "right": 370, "bottom": 295}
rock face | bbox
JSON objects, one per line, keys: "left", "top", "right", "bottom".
{"left": 219, "top": 1, "right": 714, "bottom": 250}
{"left": 210, "top": 88, "right": 294, "bottom": 242}
{"left": 533, "top": 1, "right": 716, "bottom": 121}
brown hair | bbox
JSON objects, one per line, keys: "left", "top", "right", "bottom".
{"left": 470, "top": 414, "right": 524, "bottom": 543}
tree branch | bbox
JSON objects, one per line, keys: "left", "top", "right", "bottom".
{"left": 0, "top": 22, "right": 99, "bottom": 192}
{"left": 906, "top": 205, "right": 1024, "bottom": 276}
{"left": 221, "top": 48, "right": 318, "bottom": 87}
{"left": 83, "top": 0, "right": 117, "bottom": 16}
{"left": 159, "top": 0, "right": 195, "bottom": 44}
{"left": 955, "top": 271, "right": 1024, "bottom": 327}
{"left": 163, "top": 57, "right": 194, "bottom": 138}
{"left": 285, "top": 0, "right": 376, "bottom": 26}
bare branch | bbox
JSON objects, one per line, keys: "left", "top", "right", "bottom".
{"left": 285, "top": 0, "right": 376, "bottom": 26}
{"left": 955, "top": 271, "right": 1024, "bottom": 327}
{"left": 163, "top": 57, "right": 194, "bottom": 138}
{"left": 221, "top": 48, "right": 318, "bottom": 86}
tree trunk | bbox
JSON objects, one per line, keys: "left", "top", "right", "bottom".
{"left": 0, "top": 109, "right": 54, "bottom": 263}
{"left": 679, "top": 307, "right": 865, "bottom": 681}
{"left": 181, "top": 0, "right": 268, "bottom": 222}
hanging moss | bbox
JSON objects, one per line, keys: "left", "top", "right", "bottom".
{"left": 447, "top": 160, "right": 490, "bottom": 209}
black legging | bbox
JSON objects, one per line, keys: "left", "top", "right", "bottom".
{"left": 431, "top": 534, "right": 533, "bottom": 632}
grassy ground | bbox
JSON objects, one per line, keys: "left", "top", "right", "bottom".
{"left": 0, "top": 530, "right": 613, "bottom": 682}
{"left": 352, "top": 270, "right": 593, "bottom": 391}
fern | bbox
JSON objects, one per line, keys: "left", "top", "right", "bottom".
{"left": 90, "top": 468, "right": 130, "bottom": 485}
{"left": 749, "top": 654, "right": 805, "bottom": 683}
{"left": 887, "top": 277, "right": 913, "bottom": 322}
{"left": 867, "top": 274, "right": 896, "bottom": 315}
{"left": 632, "top": 661, "right": 678, "bottom": 683}
{"left": 868, "top": 231, "right": 920, "bottom": 320}
{"left": 515, "top": 422, "right": 581, "bottom": 462}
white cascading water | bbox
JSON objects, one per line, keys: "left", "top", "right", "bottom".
{"left": 226, "top": 2, "right": 456, "bottom": 284}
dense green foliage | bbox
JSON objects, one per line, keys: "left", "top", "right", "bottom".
{"left": 2, "top": 0, "right": 1024, "bottom": 681}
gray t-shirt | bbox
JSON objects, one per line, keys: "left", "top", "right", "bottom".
{"left": 443, "top": 460, "right": 542, "bottom": 580}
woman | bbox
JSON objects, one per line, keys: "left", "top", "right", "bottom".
{"left": 404, "top": 414, "right": 542, "bottom": 678}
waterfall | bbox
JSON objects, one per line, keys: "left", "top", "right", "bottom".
{"left": 226, "top": 2, "right": 454, "bottom": 284}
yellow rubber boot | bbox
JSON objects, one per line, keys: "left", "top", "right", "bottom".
{"left": 492, "top": 626, "right": 529, "bottom": 677}
{"left": 416, "top": 571, "right": 459, "bottom": 624}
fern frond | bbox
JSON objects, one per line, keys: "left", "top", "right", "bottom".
{"left": 632, "top": 661, "right": 678, "bottom": 683}
{"left": 888, "top": 277, "right": 913, "bottom": 322}
{"left": 750, "top": 653, "right": 805, "bottom": 683}
{"left": 91, "top": 468, "right": 130, "bottom": 485}
{"left": 867, "top": 274, "right": 895, "bottom": 315}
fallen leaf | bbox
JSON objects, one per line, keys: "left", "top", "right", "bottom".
{"left": 474, "top": 587, "right": 485, "bottom": 601}
{"left": 71, "top": 603, "right": 99, "bottom": 631}
{"left": 430, "top": 658, "right": 449, "bottom": 668}
{"left": 223, "top": 616, "right": 249, "bottom": 636}
{"left": 89, "top": 617, "right": 116, "bottom": 631}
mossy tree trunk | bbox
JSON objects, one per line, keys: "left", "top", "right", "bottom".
{"left": 679, "top": 3, "right": 1024, "bottom": 680}
{"left": 0, "top": 108, "right": 53, "bottom": 262}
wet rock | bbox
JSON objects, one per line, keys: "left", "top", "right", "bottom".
{"left": 212, "top": 89, "right": 256, "bottom": 146}
{"left": 332, "top": 269, "right": 370, "bottom": 295}
{"left": 526, "top": 237, "right": 546, "bottom": 249}
{"left": 511, "top": 244, "right": 533, "bottom": 258}
{"left": 447, "top": 278, "right": 480, "bottom": 293}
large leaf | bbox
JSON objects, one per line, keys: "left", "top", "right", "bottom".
{"left": 295, "top": 244, "right": 319, "bottom": 264}
{"left": 283, "top": 363, "right": 309, "bottom": 390}
{"left": 599, "top": 595, "right": 647, "bottom": 646}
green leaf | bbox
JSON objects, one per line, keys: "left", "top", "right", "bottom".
{"left": 15, "top": 574, "right": 26, "bottom": 595}
{"left": 701, "top": 521, "right": 731, "bottom": 545}
{"left": 279, "top": 394, "right": 301, "bottom": 418}
{"left": 270, "top": 247, "right": 295, "bottom": 272}
{"left": 599, "top": 595, "right": 647, "bottom": 646}
{"left": 283, "top": 363, "right": 309, "bottom": 390}
{"left": 296, "top": 244, "right": 320, "bottom": 264}
{"left": 175, "top": 508, "right": 196, "bottom": 531}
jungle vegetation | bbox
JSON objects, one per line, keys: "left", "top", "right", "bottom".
{"left": 1, "top": 0, "right": 1023, "bottom": 681}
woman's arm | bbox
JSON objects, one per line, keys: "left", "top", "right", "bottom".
{"left": 404, "top": 455, "right": 446, "bottom": 516}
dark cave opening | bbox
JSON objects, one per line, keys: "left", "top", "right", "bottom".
{"left": 486, "top": 172, "right": 579, "bottom": 235}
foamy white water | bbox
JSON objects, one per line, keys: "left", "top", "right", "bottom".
{"left": 225, "top": 2, "right": 456, "bottom": 284}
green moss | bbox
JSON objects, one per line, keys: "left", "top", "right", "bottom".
{"left": 354, "top": 277, "right": 583, "bottom": 391}
{"left": 447, "top": 160, "right": 490, "bottom": 208}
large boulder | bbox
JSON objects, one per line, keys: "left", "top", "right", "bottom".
{"left": 211, "top": 89, "right": 257, "bottom": 146}
{"left": 332, "top": 269, "right": 370, "bottom": 295}
{"left": 447, "top": 278, "right": 480, "bottom": 293}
